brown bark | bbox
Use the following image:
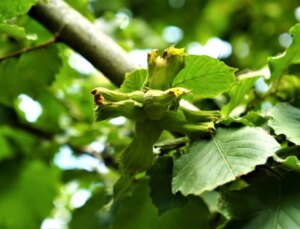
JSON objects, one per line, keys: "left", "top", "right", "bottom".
{"left": 29, "top": 0, "right": 139, "bottom": 86}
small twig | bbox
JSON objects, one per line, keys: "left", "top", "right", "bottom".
{"left": 15, "top": 121, "right": 119, "bottom": 169}
{"left": 70, "top": 143, "right": 119, "bottom": 170}
{"left": 15, "top": 121, "right": 55, "bottom": 140}
{"left": 0, "top": 37, "right": 57, "bottom": 61}
{"left": 69, "top": 143, "right": 101, "bottom": 159}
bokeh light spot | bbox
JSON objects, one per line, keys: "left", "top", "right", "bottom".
{"left": 162, "top": 26, "right": 183, "bottom": 43}
{"left": 295, "top": 6, "right": 300, "bottom": 21}
{"left": 18, "top": 94, "right": 42, "bottom": 123}
{"left": 278, "top": 32, "right": 292, "bottom": 48}
{"left": 187, "top": 37, "right": 232, "bottom": 59}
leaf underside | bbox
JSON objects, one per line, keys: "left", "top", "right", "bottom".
{"left": 268, "top": 103, "right": 300, "bottom": 145}
{"left": 222, "top": 173, "right": 300, "bottom": 229}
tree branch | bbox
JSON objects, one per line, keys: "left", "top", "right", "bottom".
{"left": 0, "top": 37, "right": 56, "bottom": 61}
{"left": 15, "top": 121, "right": 118, "bottom": 169}
{"left": 29, "top": 0, "right": 139, "bottom": 87}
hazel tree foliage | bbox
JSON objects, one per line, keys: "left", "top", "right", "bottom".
{"left": 0, "top": 1, "right": 300, "bottom": 228}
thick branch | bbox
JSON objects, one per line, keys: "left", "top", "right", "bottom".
{"left": 29, "top": 0, "right": 138, "bottom": 87}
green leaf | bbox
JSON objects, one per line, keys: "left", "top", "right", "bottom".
{"left": 69, "top": 188, "right": 107, "bottom": 229}
{"left": 113, "top": 175, "right": 137, "bottom": 204}
{"left": 268, "top": 103, "right": 300, "bottom": 145}
{"left": 0, "top": 23, "right": 26, "bottom": 40}
{"left": 201, "top": 191, "right": 221, "bottom": 213}
{"left": 158, "top": 196, "right": 210, "bottom": 229}
{"left": 0, "top": 0, "right": 37, "bottom": 20}
{"left": 64, "top": 0, "right": 95, "bottom": 21}
{"left": 276, "top": 145, "right": 300, "bottom": 158}
{"left": 0, "top": 160, "right": 59, "bottom": 229}
{"left": 33, "top": 91, "right": 68, "bottom": 133}
{"left": 0, "top": 45, "right": 62, "bottom": 106}
{"left": 111, "top": 176, "right": 210, "bottom": 229}
{"left": 120, "top": 68, "right": 147, "bottom": 93}
{"left": 61, "top": 169, "right": 99, "bottom": 184}
{"left": 288, "top": 63, "right": 300, "bottom": 76}
{"left": 148, "top": 157, "right": 187, "bottom": 215}
{"left": 240, "top": 111, "right": 267, "bottom": 127}
{"left": 275, "top": 75, "right": 300, "bottom": 105}
{"left": 0, "top": 126, "right": 37, "bottom": 157}
{"left": 173, "top": 55, "right": 237, "bottom": 98}
{"left": 222, "top": 73, "right": 259, "bottom": 116}
{"left": 172, "top": 127, "right": 279, "bottom": 196}
{"left": 268, "top": 23, "right": 300, "bottom": 81}
{"left": 220, "top": 111, "right": 267, "bottom": 127}
{"left": 0, "top": 133, "right": 13, "bottom": 160}
{"left": 111, "top": 178, "right": 158, "bottom": 229}
{"left": 275, "top": 155, "right": 300, "bottom": 172}
{"left": 273, "top": 146, "right": 300, "bottom": 171}
{"left": 222, "top": 173, "right": 300, "bottom": 229}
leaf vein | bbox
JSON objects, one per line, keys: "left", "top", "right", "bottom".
{"left": 212, "top": 134, "right": 236, "bottom": 177}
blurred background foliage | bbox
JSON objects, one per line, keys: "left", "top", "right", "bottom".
{"left": 89, "top": 0, "right": 299, "bottom": 68}
{"left": 0, "top": 0, "right": 300, "bottom": 228}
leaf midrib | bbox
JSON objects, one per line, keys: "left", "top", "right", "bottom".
{"left": 212, "top": 134, "right": 235, "bottom": 178}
